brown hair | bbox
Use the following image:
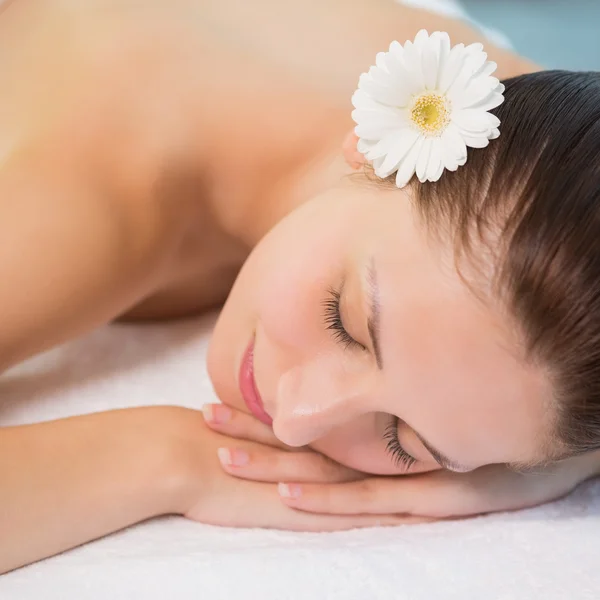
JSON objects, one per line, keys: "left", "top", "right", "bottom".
{"left": 405, "top": 70, "right": 600, "bottom": 458}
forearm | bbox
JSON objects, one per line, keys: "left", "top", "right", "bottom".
{"left": 0, "top": 407, "right": 190, "bottom": 574}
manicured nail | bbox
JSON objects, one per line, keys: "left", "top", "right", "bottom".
{"left": 278, "top": 483, "right": 302, "bottom": 499}
{"left": 202, "top": 404, "right": 232, "bottom": 425}
{"left": 217, "top": 447, "right": 249, "bottom": 467}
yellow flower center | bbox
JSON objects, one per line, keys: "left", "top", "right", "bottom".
{"left": 410, "top": 93, "right": 451, "bottom": 136}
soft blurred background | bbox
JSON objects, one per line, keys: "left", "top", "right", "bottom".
{"left": 461, "top": 0, "right": 600, "bottom": 70}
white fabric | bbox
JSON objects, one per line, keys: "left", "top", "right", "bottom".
{"left": 1, "top": 315, "right": 599, "bottom": 599}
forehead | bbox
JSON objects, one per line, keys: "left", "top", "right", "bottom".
{"left": 362, "top": 194, "right": 554, "bottom": 467}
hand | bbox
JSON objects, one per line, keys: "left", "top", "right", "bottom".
{"left": 175, "top": 406, "right": 428, "bottom": 530}
{"left": 203, "top": 404, "right": 600, "bottom": 521}
{"left": 263, "top": 455, "right": 600, "bottom": 521}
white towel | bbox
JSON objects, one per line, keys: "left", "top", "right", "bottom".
{"left": 1, "top": 314, "right": 599, "bottom": 600}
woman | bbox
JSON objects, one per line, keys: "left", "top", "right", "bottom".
{"left": 2, "top": 0, "right": 599, "bottom": 574}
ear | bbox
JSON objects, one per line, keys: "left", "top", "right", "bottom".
{"left": 342, "top": 131, "right": 367, "bottom": 170}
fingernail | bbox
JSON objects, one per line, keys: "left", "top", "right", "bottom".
{"left": 202, "top": 404, "right": 232, "bottom": 425}
{"left": 278, "top": 483, "right": 302, "bottom": 499}
{"left": 217, "top": 447, "right": 249, "bottom": 468}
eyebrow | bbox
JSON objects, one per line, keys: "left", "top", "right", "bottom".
{"left": 366, "top": 261, "right": 384, "bottom": 370}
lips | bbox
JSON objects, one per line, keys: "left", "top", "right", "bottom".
{"left": 239, "top": 339, "right": 273, "bottom": 426}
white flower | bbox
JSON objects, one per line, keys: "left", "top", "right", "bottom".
{"left": 352, "top": 30, "right": 505, "bottom": 188}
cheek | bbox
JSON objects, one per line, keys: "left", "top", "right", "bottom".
{"left": 207, "top": 201, "right": 351, "bottom": 405}
{"left": 310, "top": 422, "right": 387, "bottom": 474}
{"left": 254, "top": 221, "right": 348, "bottom": 353}
{"left": 257, "top": 268, "right": 329, "bottom": 351}
{"left": 307, "top": 416, "right": 397, "bottom": 475}
{"left": 312, "top": 433, "right": 439, "bottom": 475}
{"left": 308, "top": 416, "right": 442, "bottom": 475}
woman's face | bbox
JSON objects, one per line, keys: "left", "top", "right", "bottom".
{"left": 208, "top": 181, "right": 552, "bottom": 475}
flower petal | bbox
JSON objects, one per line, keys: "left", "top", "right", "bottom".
{"left": 389, "top": 40, "right": 405, "bottom": 59}
{"left": 433, "top": 31, "right": 452, "bottom": 88}
{"left": 456, "top": 78, "right": 501, "bottom": 109}
{"left": 395, "top": 137, "right": 424, "bottom": 188}
{"left": 354, "top": 112, "right": 408, "bottom": 140}
{"left": 463, "top": 91, "right": 505, "bottom": 112}
{"left": 374, "top": 129, "right": 421, "bottom": 178}
{"left": 426, "top": 138, "right": 443, "bottom": 181}
{"left": 362, "top": 133, "right": 398, "bottom": 161}
{"left": 352, "top": 89, "right": 382, "bottom": 111}
{"left": 462, "top": 134, "right": 490, "bottom": 149}
{"left": 439, "top": 43, "right": 467, "bottom": 92}
{"left": 489, "top": 128, "right": 501, "bottom": 140}
{"left": 441, "top": 123, "right": 468, "bottom": 162}
{"left": 413, "top": 29, "right": 430, "bottom": 51}
{"left": 358, "top": 74, "right": 411, "bottom": 107}
{"left": 385, "top": 43, "right": 422, "bottom": 96}
{"left": 441, "top": 145, "right": 460, "bottom": 172}
{"left": 463, "top": 44, "right": 487, "bottom": 77}
{"left": 402, "top": 40, "right": 426, "bottom": 91}
{"left": 360, "top": 134, "right": 397, "bottom": 161}
{"left": 445, "top": 45, "right": 489, "bottom": 102}
{"left": 431, "top": 159, "right": 445, "bottom": 182}
{"left": 416, "top": 137, "right": 434, "bottom": 183}
{"left": 357, "top": 138, "right": 376, "bottom": 155}
{"left": 422, "top": 33, "right": 441, "bottom": 91}
{"left": 477, "top": 61, "right": 498, "bottom": 79}
{"left": 452, "top": 109, "right": 500, "bottom": 134}
{"left": 353, "top": 107, "right": 407, "bottom": 126}
{"left": 385, "top": 58, "right": 422, "bottom": 97}
{"left": 368, "top": 65, "right": 393, "bottom": 86}
{"left": 375, "top": 52, "right": 389, "bottom": 72}
{"left": 372, "top": 156, "right": 385, "bottom": 172}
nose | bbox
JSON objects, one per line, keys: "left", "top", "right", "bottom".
{"left": 271, "top": 351, "right": 375, "bottom": 447}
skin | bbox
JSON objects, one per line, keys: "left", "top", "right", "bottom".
{"left": 208, "top": 182, "right": 553, "bottom": 476}
{"left": 1, "top": 0, "right": 597, "bottom": 575}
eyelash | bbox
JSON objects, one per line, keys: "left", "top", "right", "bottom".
{"left": 383, "top": 416, "right": 417, "bottom": 471}
{"left": 322, "top": 287, "right": 365, "bottom": 350}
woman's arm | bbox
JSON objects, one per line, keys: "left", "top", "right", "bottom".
{"left": 0, "top": 156, "right": 166, "bottom": 371}
{"left": 0, "top": 408, "right": 188, "bottom": 574}
{"left": 3, "top": 406, "right": 423, "bottom": 573}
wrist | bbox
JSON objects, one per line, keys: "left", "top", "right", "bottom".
{"left": 115, "top": 406, "right": 204, "bottom": 518}
{"left": 142, "top": 406, "right": 208, "bottom": 516}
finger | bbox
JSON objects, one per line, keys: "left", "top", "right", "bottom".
{"left": 268, "top": 510, "right": 437, "bottom": 532}
{"left": 216, "top": 444, "right": 363, "bottom": 483}
{"left": 276, "top": 471, "right": 501, "bottom": 518}
{"left": 202, "top": 403, "right": 289, "bottom": 450}
{"left": 195, "top": 478, "right": 437, "bottom": 531}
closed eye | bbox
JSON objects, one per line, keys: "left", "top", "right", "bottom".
{"left": 383, "top": 416, "right": 417, "bottom": 471}
{"left": 323, "top": 286, "right": 366, "bottom": 351}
